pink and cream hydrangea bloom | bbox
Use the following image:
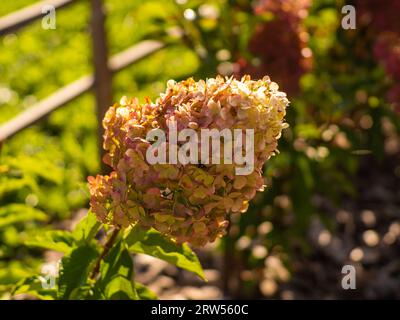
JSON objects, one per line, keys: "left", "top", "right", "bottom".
{"left": 88, "top": 75, "right": 289, "bottom": 246}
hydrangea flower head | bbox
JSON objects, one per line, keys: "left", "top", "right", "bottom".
{"left": 88, "top": 75, "right": 289, "bottom": 246}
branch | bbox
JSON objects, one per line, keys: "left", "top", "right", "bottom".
{"left": 90, "top": 227, "right": 120, "bottom": 280}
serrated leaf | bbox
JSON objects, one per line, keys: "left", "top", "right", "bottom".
{"left": 72, "top": 210, "right": 101, "bottom": 244}
{"left": 105, "top": 276, "right": 138, "bottom": 300}
{"left": 0, "top": 261, "right": 33, "bottom": 284}
{"left": 12, "top": 276, "right": 57, "bottom": 300}
{"left": 135, "top": 282, "right": 158, "bottom": 300}
{"left": 0, "top": 205, "right": 47, "bottom": 228}
{"left": 0, "top": 177, "right": 39, "bottom": 197}
{"left": 58, "top": 245, "right": 98, "bottom": 299}
{"left": 0, "top": 204, "right": 32, "bottom": 216}
{"left": 125, "top": 225, "right": 205, "bottom": 280}
{"left": 9, "top": 155, "right": 63, "bottom": 185}
{"left": 95, "top": 239, "right": 137, "bottom": 300}
{"left": 25, "top": 230, "right": 75, "bottom": 254}
{"left": 99, "top": 241, "right": 133, "bottom": 284}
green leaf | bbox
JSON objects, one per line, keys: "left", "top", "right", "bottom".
{"left": 99, "top": 241, "right": 133, "bottom": 284}
{"left": 104, "top": 276, "right": 138, "bottom": 300}
{"left": 9, "top": 155, "right": 63, "bottom": 185}
{"left": 0, "top": 204, "right": 31, "bottom": 217}
{"left": 0, "top": 261, "right": 33, "bottom": 285}
{"left": 135, "top": 282, "right": 158, "bottom": 300}
{"left": 72, "top": 210, "right": 101, "bottom": 244}
{"left": 0, "top": 205, "right": 47, "bottom": 228}
{"left": 95, "top": 239, "right": 137, "bottom": 300}
{"left": 12, "top": 276, "right": 57, "bottom": 300}
{"left": 125, "top": 225, "right": 205, "bottom": 280}
{"left": 0, "top": 177, "right": 39, "bottom": 197}
{"left": 58, "top": 245, "right": 98, "bottom": 299}
{"left": 25, "top": 230, "right": 75, "bottom": 254}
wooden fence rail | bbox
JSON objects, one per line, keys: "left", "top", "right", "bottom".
{"left": 0, "top": 40, "right": 164, "bottom": 142}
{"left": 0, "top": 0, "right": 166, "bottom": 172}
{"left": 0, "top": 0, "right": 75, "bottom": 35}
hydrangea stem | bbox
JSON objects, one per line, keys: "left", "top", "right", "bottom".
{"left": 90, "top": 227, "right": 120, "bottom": 279}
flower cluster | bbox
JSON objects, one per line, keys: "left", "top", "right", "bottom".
{"left": 356, "top": 0, "right": 400, "bottom": 113}
{"left": 236, "top": 0, "right": 312, "bottom": 96}
{"left": 88, "top": 76, "right": 289, "bottom": 246}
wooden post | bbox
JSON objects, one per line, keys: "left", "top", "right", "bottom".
{"left": 90, "top": 0, "right": 112, "bottom": 173}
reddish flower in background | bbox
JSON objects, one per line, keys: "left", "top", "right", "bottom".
{"left": 357, "top": 0, "right": 400, "bottom": 112}
{"left": 235, "top": 0, "right": 312, "bottom": 96}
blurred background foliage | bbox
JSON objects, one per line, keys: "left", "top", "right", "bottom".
{"left": 0, "top": 0, "right": 399, "bottom": 299}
